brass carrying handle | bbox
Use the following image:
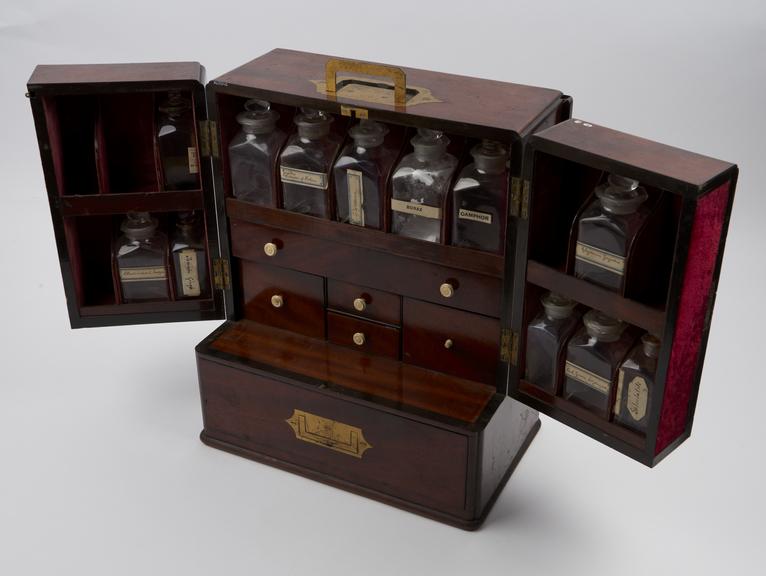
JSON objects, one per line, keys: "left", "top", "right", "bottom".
{"left": 325, "top": 58, "right": 407, "bottom": 106}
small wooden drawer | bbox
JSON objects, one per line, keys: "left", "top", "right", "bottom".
{"left": 403, "top": 299, "right": 501, "bottom": 385}
{"left": 240, "top": 260, "right": 325, "bottom": 339}
{"left": 327, "top": 279, "right": 401, "bottom": 325}
{"left": 327, "top": 311, "right": 400, "bottom": 359}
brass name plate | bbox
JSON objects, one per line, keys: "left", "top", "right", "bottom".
{"left": 575, "top": 242, "right": 625, "bottom": 275}
{"left": 565, "top": 361, "right": 611, "bottom": 395}
{"left": 286, "top": 409, "right": 372, "bottom": 458}
{"left": 280, "top": 166, "right": 328, "bottom": 190}
{"left": 458, "top": 208, "right": 493, "bottom": 224}
{"left": 119, "top": 266, "right": 167, "bottom": 282}
{"left": 391, "top": 198, "right": 442, "bottom": 220}
{"left": 311, "top": 75, "right": 441, "bottom": 107}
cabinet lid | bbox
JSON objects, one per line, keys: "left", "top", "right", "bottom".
{"left": 28, "top": 61, "right": 227, "bottom": 328}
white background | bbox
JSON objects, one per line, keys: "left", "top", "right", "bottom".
{"left": 1, "top": 1, "right": 764, "bottom": 574}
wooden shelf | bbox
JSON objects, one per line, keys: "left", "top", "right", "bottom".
{"left": 59, "top": 190, "right": 204, "bottom": 217}
{"left": 79, "top": 297, "right": 216, "bottom": 317}
{"left": 526, "top": 259, "right": 666, "bottom": 335}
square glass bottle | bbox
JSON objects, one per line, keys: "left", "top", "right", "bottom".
{"left": 563, "top": 310, "right": 636, "bottom": 418}
{"left": 156, "top": 91, "right": 199, "bottom": 191}
{"left": 573, "top": 174, "right": 650, "bottom": 292}
{"left": 170, "top": 211, "right": 210, "bottom": 300}
{"left": 613, "top": 333, "right": 661, "bottom": 434}
{"left": 114, "top": 212, "right": 170, "bottom": 303}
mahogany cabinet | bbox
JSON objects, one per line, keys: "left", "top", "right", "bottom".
{"left": 28, "top": 49, "right": 737, "bottom": 528}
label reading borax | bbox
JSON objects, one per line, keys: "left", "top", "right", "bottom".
{"left": 391, "top": 199, "right": 442, "bottom": 220}
{"left": 458, "top": 208, "right": 493, "bottom": 224}
{"left": 346, "top": 169, "right": 365, "bottom": 226}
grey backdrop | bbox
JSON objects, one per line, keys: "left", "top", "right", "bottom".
{"left": 1, "top": 1, "right": 764, "bottom": 574}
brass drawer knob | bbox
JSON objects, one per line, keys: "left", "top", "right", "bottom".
{"left": 444, "top": 338, "right": 453, "bottom": 349}
{"left": 439, "top": 282, "right": 455, "bottom": 298}
{"left": 264, "top": 242, "right": 279, "bottom": 257}
{"left": 270, "top": 294, "right": 284, "bottom": 308}
{"left": 352, "top": 332, "right": 366, "bottom": 346}
{"left": 353, "top": 297, "right": 367, "bottom": 312}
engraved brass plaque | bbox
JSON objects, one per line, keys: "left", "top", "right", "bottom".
{"left": 311, "top": 75, "right": 441, "bottom": 107}
{"left": 286, "top": 409, "right": 372, "bottom": 458}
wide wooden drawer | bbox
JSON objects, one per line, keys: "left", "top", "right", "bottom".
{"left": 327, "top": 279, "right": 401, "bottom": 325}
{"left": 403, "top": 299, "right": 501, "bottom": 385}
{"left": 198, "top": 357, "right": 468, "bottom": 513}
{"left": 240, "top": 260, "right": 325, "bottom": 338}
{"left": 327, "top": 311, "right": 400, "bottom": 359}
{"left": 230, "top": 219, "right": 502, "bottom": 317}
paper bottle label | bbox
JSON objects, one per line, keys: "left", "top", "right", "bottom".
{"left": 119, "top": 266, "right": 167, "bottom": 282}
{"left": 347, "top": 169, "right": 365, "bottom": 226}
{"left": 565, "top": 361, "right": 611, "bottom": 394}
{"left": 458, "top": 208, "right": 493, "bottom": 224}
{"left": 188, "top": 147, "right": 199, "bottom": 174}
{"left": 178, "top": 249, "right": 201, "bottom": 297}
{"left": 391, "top": 198, "right": 442, "bottom": 220}
{"left": 280, "top": 166, "right": 328, "bottom": 190}
{"left": 575, "top": 242, "right": 625, "bottom": 275}
{"left": 626, "top": 376, "right": 649, "bottom": 421}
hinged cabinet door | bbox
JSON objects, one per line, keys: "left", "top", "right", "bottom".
{"left": 506, "top": 118, "right": 737, "bottom": 466}
{"left": 27, "top": 62, "right": 227, "bottom": 328}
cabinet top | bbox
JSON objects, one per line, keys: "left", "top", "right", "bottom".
{"left": 27, "top": 62, "right": 205, "bottom": 89}
{"left": 214, "top": 48, "right": 564, "bottom": 136}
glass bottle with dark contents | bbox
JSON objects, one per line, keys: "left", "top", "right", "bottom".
{"left": 228, "top": 99, "right": 285, "bottom": 206}
{"left": 170, "top": 211, "right": 210, "bottom": 300}
{"left": 613, "top": 333, "right": 661, "bottom": 434}
{"left": 451, "top": 140, "right": 509, "bottom": 254}
{"left": 563, "top": 310, "right": 635, "bottom": 418}
{"left": 574, "top": 174, "right": 650, "bottom": 292}
{"left": 114, "top": 212, "right": 170, "bottom": 303}
{"left": 157, "top": 91, "right": 199, "bottom": 191}
{"left": 279, "top": 108, "right": 342, "bottom": 218}
{"left": 390, "top": 129, "right": 458, "bottom": 243}
{"left": 525, "top": 292, "right": 580, "bottom": 395}
{"left": 333, "top": 120, "right": 396, "bottom": 229}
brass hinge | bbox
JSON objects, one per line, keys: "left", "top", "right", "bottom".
{"left": 501, "top": 329, "right": 520, "bottom": 365}
{"left": 510, "top": 177, "right": 530, "bottom": 220}
{"left": 199, "top": 120, "right": 220, "bottom": 159}
{"left": 212, "top": 258, "right": 231, "bottom": 290}
{"left": 340, "top": 105, "right": 369, "bottom": 119}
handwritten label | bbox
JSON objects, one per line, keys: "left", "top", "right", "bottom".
{"left": 347, "top": 169, "right": 365, "bottom": 226}
{"left": 627, "top": 376, "right": 649, "bottom": 421}
{"left": 178, "top": 249, "right": 201, "bottom": 297}
{"left": 565, "top": 361, "right": 611, "bottom": 395}
{"left": 187, "top": 147, "right": 199, "bottom": 174}
{"left": 575, "top": 242, "right": 625, "bottom": 275}
{"left": 280, "top": 166, "right": 328, "bottom": 190}
{"left": 119, "top": 266, "right": 167, "bottom": 283}
{"left": 391, "top": 198, "right": 442, "bottom": 220}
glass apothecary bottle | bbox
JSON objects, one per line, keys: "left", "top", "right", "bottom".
{"left": 613, "top": 333, "right": 661, "bottom": 434}
{"left": 525, "top": 293, "right": 580, "bottom": 394}
{"left": 170, "top": 211, "right": 210, "bottom": 300}
{"left": 573, "top": 174, "right": 649, "bottom": 292}
{"left": 332, "top": 120, "right": 396, "bottom": 229}
{"left": 114, "top": 212, "right": 170, "bottom": 303}
{"left": 279, "top": 108, "right": 341, "bottom": 218}
{"left": 229, "top": 100, "right": 286, "bottom": 206}
{"left": 563, "top": 310, "right": 635, "bottom": 418}
{"left": 390, "top": 128, "right": 458, "bottom": 243}
{"left": 157, "top": 91, "right": 199, "bottom": 191}
{"left": 451, "top": 140, "right": 509, "bottom": 253}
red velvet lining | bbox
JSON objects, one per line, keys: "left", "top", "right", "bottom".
{"left": 655, "top": 181, "right": 730, "bottom": 454}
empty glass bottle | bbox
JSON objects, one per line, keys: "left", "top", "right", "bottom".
{"left": 574, "top": 174, "right": 650, "bottom": 292}
{"left": 157, "top": 91, "right": 199, "bottom": 191}
{"left": 525, "top": 293, "right": 580, "bottom": 394}
{"left": 114, "top": 212, "right": 170, "bottom": 303}
{"left": 229, "top": 100, "right": 285, "bottom": 206}
{"left": 390, "top": 128, "right": 458, "bottom": 243}
{"left": 170, "top": 211, "right": 210, "bottom": 300}
{"left": 279, "top": 108, "right": 341, "bottom": 218}
{"left": 332, "top": 120, "right": 396, "bottom": 229}
{"left": 451, "top": 140, "right": 509, "bottom": 253}
{"left": 613, "top": 333, "right": 661, "bottom": 434}
{"left": 563, "top": 310, "right": 635, "bottom": 418}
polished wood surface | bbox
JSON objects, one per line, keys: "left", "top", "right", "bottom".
{"left": 28, "top": 62, "right": 204, "bottom": 89}
{"left": 327, "top": 279, "right": 401, "bottom": 326}
{"left": 531, "top": 119, "right": 736, "bottom": 192}
{"left": 327, "top": 311, "right": 400, "bottom": 359}
{"left": 208, "top": 320, "right": 495, "bottom": 423}
{"left": 240, "top": 261, "right": 325, "bottom": 339}
{"left": 402, "top": 299, "right": 501, "bottom": 385}
{"left": 215, "top": 49, "right": 563, "bottom": 137}
{"left": 58, "top": 190, "right": 204, "bottom": 216}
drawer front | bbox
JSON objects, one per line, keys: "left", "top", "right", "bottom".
{"left": 198, "top": 358, "right": 468, "bottom": 513}
{"left": 327, "top": 279, "right": 401, "bottom": 325}
{"left": 230, "top": 219, "right": 501, "bottom": 317}
{"left": 327, "top": 311, "right": 400, "bottom": 359}
{"left": 240, "top": 260, "right": 325, "bottom": 338}
{"left": 403, "top": 299, "right": 501, "bottom": 385}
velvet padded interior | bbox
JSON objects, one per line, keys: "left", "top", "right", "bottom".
{"left": 655, "top": 181, "right": 731, "bottom": 455}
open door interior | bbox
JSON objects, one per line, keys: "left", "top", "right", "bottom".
{"left": 27, "top": 62, "right": 226, "bottom": 328}
{"left": 509, "top": 118, "right": 737, "bottom": 466}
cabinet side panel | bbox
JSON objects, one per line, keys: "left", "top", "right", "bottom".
{"left": 656, "top": 181, "right": 731, "bottom": 454}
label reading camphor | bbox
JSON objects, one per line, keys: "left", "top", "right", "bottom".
{"left": 346, "top": 169, "right": 365, "bottom": 226}
{"left": 458, "top": 208, "right": 493, "bottom": 224}
{"left": 280, "top": 166, "right": 328, "bottom": 190}
{"left": 575, "top": 242, "right": 625, "bottom": 275}
{"left": 178, "top": 249, "right": 201, "bottom": 297}
{"left": 391, "top": 199, "right": 442, "bottom": 220}
{"left": 565, "top": 361, "right": 611, "bottom": 394}
{"left": 119, "top": 266, "right": 167, "bottom": 283}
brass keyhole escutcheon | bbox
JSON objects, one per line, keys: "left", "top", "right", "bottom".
{"left": 271, "top": 294, "right": 284, "bottom": 308}
{"left": 353, "top": 297, "right": 367, "bottom": 312}
{"left": 264, "top": 242, "right": 279, "bottom": 257}
{"left": 353, "top": 332, "right": 366, "bottom": 346}
{"left": 444, "top": 338, "right": 453, "bottom": 349}
{"left": 439, "top": 282, "right": 455, "bottom": 298}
